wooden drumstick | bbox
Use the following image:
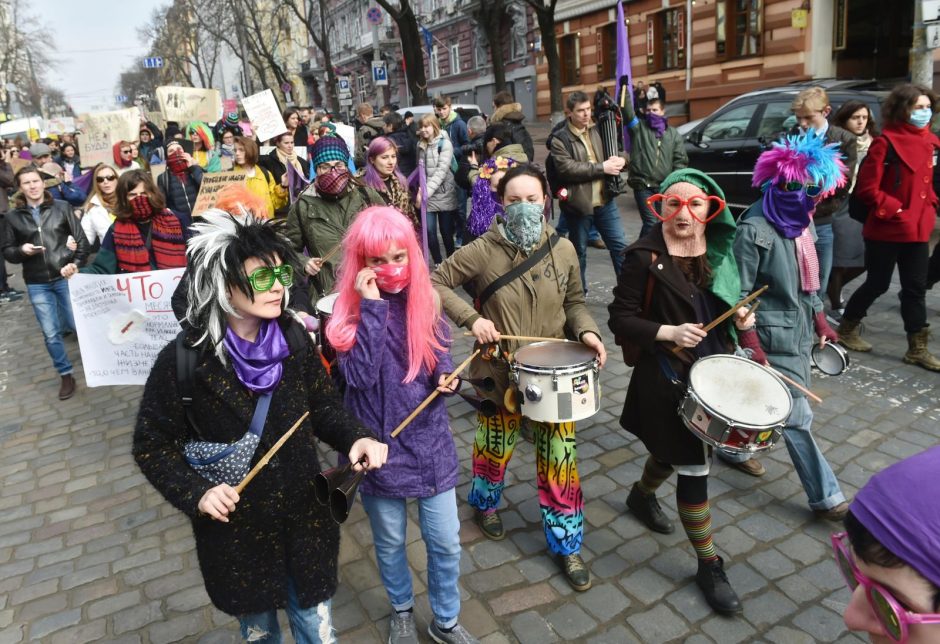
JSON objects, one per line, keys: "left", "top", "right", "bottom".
{"left": 672, "top": 285, "right": 769, "bottom": 355}
{"left": 320, "top": 241, "right": 343, "bottom": 264}
{"left": 235, "top": 411, "right": 310, "bottom": 494}
{"left": 391, "top": 350, "right": 481, "bottom": 438}
{"left": 462, "top": 332, "right": 563, "bottom": 343}
{"left": 765, "top": 367, "right": 824, "bottom": 404}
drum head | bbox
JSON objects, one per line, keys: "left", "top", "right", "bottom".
{"left": 811, "top": 342, "right": 849, "bottom": 375}
{"left": 514, "top": 340, "right": 596, "bottom": 368}
{"left": 316, "top": 293, "right": 339, "bottom": 315}
{"left": 688, "top": 355, "right": 791, "bottom": 427}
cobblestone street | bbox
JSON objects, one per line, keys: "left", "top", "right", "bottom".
{"left": 1, "top": 198, "right": 938, "bottom": 643}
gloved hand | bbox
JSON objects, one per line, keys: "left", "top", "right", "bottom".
{"left": 814, "top": 311, "right": 839, "bottom": 347}
{"left": 738, "top": 328, "right": 768, "bottom": 365}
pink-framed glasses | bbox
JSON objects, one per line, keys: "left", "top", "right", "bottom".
{"left": 831, "top": 531, "right": 940, "bottom": 643}
{"left": 645, "top": 193, "right": 726, "bottom": 224}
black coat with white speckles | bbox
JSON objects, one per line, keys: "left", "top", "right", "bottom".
{"left": 133, "top": 316, "right": 374, "bottom": 615}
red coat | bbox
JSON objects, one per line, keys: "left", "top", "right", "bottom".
{"left": 855, "top": 123, "right": 940, "bottom": 243}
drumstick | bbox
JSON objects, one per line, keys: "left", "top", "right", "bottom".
{"left": 462, "top": 332, "right": 564, "bottom": 343}
{"left": 391, "top": 349, "right": 480, "bottom": 438}
{"left": 764, "top": 367, "right": 823, "bottom": 404}
{"left": 320, "top": 241, "right": 343, "bottom": 264}
{"left": 671, "top": 285, "right": 769, "bottom": 355}
{"left": 235, "top": 411, "right": 310, "bottom": 494}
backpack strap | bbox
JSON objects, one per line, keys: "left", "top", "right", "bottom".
{"left": 475, "top": 233, "right": 560, "bottom": 311}
{"left": 175, "top": 330, "right": 203, "bottom": 438}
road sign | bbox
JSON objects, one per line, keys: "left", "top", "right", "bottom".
{"left": 367, "top": 7, "right": 383, "bottom": 24}
{"left": 338, "top": 76, "right": 351, "bottom": 98}
{"left": 371, "top": 61, "right": 388, "bottom": 86}
{"left": 143, "top": 57, "right": 164, "bottom": 69}
{"left": 925, "top": 0, "right": 940, "bottom": 22}
{"left": 115, "top": 95, "right": 128, "bottom": 103}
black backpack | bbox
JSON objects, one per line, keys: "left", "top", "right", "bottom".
{"left": 545, "top": 123, "right": 573, "bottom": 198}
{"left": 848, "top": 139, "right": 900, "bottom": 224}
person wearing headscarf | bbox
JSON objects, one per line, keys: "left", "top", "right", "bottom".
{"left": 720, "top": 131, "right": 848, "bottom": 519}
{"left": 157, "top": 141, "right": 203, "bottom": 218}
{"left": 185, "top": 121, "right": 222, "bottom": 173}
{"left": 608, "top": 168, "right": 748, "bottom": 615}
{"left": 112, "top": 141, "right": 141, "bottom": 176}
{"left": 837, "top": 446, "right": 940, "bottom": 643}
{"left": 285, "top": 135, "right": 384, "bottom": 308}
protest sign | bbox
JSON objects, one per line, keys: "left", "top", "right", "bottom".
{"left": 334, "top": 122, "right": 355, "bottom": 160}
{"left": 77, "top": 107, "right": 142, "bottom": 167}
{"left": 192, "top": 171, "right": 245, "bottom": 215}
{"left": 156, "top": 86, "right": 222, "bottom": 125}
{"left": 46, "top": 117, "right": 76, "bottom": 134}
{"left": 223, "top": 98, "right": 238, "bottom": 115}
{"left": 241, "top": 89, "right": 288, "bottom": 143}
{"left": 69, "top": 269, "right": 184, "bottom": 386}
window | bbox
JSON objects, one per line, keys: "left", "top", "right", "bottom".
{"left": 756, "top": 102, "right": 795, "bottom": 140}
{"left": 717, "top": 0, "right": 762, "bottom": 59}
{"left": 450, "top": 43, "right": 460, "bottom": 75}
{"left": 357, "top": 74, "right": 368, "bottom": 105}
{"left": 701, "top": 103, "right": 758, "bottom": 142}
{"left": 559, "top": 34, "right": 580, "bottom": 86}
{"left": 430, "top": 44, "right": 440, "bottom": 80}
{"left": 599, "top": 23, "right": 617, "bottom": 81}
{"left": 647, "top": 9, "right": 685, "bottom": 72}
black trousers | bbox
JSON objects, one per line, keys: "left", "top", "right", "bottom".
{"left": 927, "top": 241, "right": 940, "bottom": 288}
{"left": 843, "top": 239, "right": 928, "bottom": 334}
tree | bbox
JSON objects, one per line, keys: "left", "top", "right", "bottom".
{"left": 523, "top": 0, "right": 562, "bottom": 122}
{"left": 282, "top": 0, "right": 340, "bottom": 116}
{"left": 118, "top": 59, "right": 157, "bottom": 107}
{"left": 139, "top": 0, "right": 222, "bottom": 89}
{"left": 471, "top": 0, "right": 507, "bottom": 92}
{"left": 373, "top": 0, "right": 428, "bottom": 105}
{"left": 0, "top": 0, "right": 63, "bottom": 117}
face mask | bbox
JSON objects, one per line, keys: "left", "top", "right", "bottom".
{"left": 129, "top": 194, "right": 153, "bottom": 221}
{"left": 910, "top": 107, "right": 933, "bottom": 129}
{"left": 372, "top": 263, "right": 411, "bottom": 293}
{"left": 503, "top": 201, "right": 544, "bottom": 250}
{"left": 315, "top": 167, "right": 350, "bottom": 196}
{"left": 167, "top": 153, "right": 188, "bottom": 174}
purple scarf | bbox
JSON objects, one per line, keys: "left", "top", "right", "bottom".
{"left": 850, "top": 445, "right": 940, "bottom": 590}
{"left": 761, "top": 186, "right": 813, "bottom": 239}
{"left": 646, "top": 112, "right": 668, "bottom": 139}
{"left": 224, "top": 319, "right": 290, "bottom": 393}
{"left": 468, "top": 180, "right": 504, "bottom": 236}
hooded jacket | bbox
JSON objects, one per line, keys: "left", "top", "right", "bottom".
{"left": 440, "top": 111, "right": 469, "bottom": 162}
{"left": 385, "top": 128, "right": 418, "bottom": 177}
{"left": 419, "top": 132, "right": 458, "bottom": 212}
{"left": 621, "top": 98, "right": 688, "bottom": 191}
{"left": 490, "top": 102, "right": 535, "bottom": 161}
{"left": 138, "top": 121, "right": 165, "bottom": 162}
{"left": 431, "top": 219, "right": 601, "bottom": 406}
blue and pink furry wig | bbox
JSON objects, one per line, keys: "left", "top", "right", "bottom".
{"left": 752, "top": 131, "right": 848, "bottom": 197}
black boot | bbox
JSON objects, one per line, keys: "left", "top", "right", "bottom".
{"left": 626, "top": 483, "right": 675, "bottom": 534}
{"left": 696, "top": 556, "right": 742, "bottom": 615}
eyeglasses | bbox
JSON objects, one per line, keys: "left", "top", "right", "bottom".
{"left": 120, "top": 149, "right": 132, "bottom": 155}
{"left": 831, "top": 532, "right": 940, "bottom": 643}
{"left": 317, "top": 161, "right": 346, "bottom": 173}
{"left": 247, "top": 265, "right": 293, "bottom": 292}
{"left": 96, "top": 175, "right": 117, "bottom": 183}
{"left": 780, "top": 181, "right": 823, "bottom": 198}
{"left": 645, "top": 193, "right": 726, "bottom": 224}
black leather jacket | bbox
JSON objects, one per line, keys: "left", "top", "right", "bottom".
{"left": 0, "top": 192, "right": 90, "bottom": 284}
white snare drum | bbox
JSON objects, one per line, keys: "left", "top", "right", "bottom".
{"left": 316, "top": 293, "right": 339, "bottom": 363}
{"left": 812, "top": 341, "right": 849, "bottom": 376}
{"left": 509, "top": 341, "right": 600, "bottom": 423}
{"left": 679, "top": 354, "right": 792, "bottom": 454}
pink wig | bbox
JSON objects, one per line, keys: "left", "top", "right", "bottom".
{"left": 326, "top": 206, "right": 447, "bottom": 382}
{"left": 752, "top": 131, "right": 848, "bottom": 198}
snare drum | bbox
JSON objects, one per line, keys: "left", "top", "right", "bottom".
{"left": 509, "top": 341, "right": 600, "bottom": 423}
{"left": 315, "top": 293, "right": 339, "bottom": 363}
{"left": 679, "top": 354, "right": 791, "bottom": 454}
{"left": 811, "top": 341, "right": 849, "bottom": 376}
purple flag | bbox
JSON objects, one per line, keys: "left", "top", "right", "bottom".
{"left": 286, "top": 162, "right": 310, "bottom": 203}
{"left": 72, "top": 169, "right": 94, "bottom": 196}
{"left": 407, "top": 161, "right": 431, "bottom": 266}
{"left": 615, "top": 1, "right": 634, "bottom": 153}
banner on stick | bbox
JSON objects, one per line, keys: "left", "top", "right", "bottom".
{"left": 191, "top": 171, "right": 246, "bottom": 215}
{"left": 241, "top": 89, "right": 288, "bottom": 143}
{"left": 156, "top": 86, "right": 222, "bottom": 125}
{"left": 77, "top": 107, "right": 142, "bottom": 167}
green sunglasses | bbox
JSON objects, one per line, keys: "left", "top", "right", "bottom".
{"left": 247, "top": 265, "right": 293, "bottom": 292}
{"left": 780, "top": 180, "right": 823, "bottom": 198}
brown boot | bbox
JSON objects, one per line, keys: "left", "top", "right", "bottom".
{"left": 58, "top": 374, "right": 76, "bottom": 400}
{"left": 838, "top": 318, "right": 872, "bottom": 352}
{"left": 903, "top": 328, "right": 940, "bottom": 372}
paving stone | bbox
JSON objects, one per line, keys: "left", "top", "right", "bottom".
{"left": 488, "top": 582, "right": 557, "bottom": 617}
{"left": 624, "top": 603, "right": 689, "bottom": 644}
{"left": 545, "top": 603, "right": 597, "bottom": 640}
{"left": 112, "top": 600, "right": 164, "bottom": 635}
{"left": 509, "top": 610, "right": 558, "bottom": 644}
{"left": 470, "top": 540, "right": 522, "bottom": 570}
{"left": 618, "top": 567, "right": 674, "bottom": 605}
{"left": 700, "top": 615, "right": 756, "bottom": 643}
{"left": 27, "top": 608, "right": 81, "bottom": 640}
{"left": 747, "top": 548, "right": 797, "bottom": 580}
{"left": 792, "top": 604, "right": 850, "bottom": 642}
{"left": 575, "top": 583, "right": 631, "bottom": 622}
{"left": 149, "top": 612, "right": 206, "bottom": 644}
{"left": 664, "top": 582, "right": 713, "bottom": 624}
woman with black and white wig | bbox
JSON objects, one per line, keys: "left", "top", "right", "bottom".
{"left": 132, "top": 210, "right": 388, "bottom": 643}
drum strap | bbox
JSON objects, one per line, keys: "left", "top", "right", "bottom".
{"left": 474, "top": 233, "right": 560, "bottom": 312}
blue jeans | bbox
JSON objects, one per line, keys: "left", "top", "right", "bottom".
{"left": 237, "top": 579, "right": 334, "bottom": 643}
{"left": 426, "top": 210, "right": 457, "bottom": 264}
{"left": 27, "top": 279, "right": 75, "bottom": 376}
{"left": 634, "top": 186, "right": 662, "bottom": 240}
{"left": 555, "top": 212, "right": 601, "bottom": 242}
{"left": 720, "top": 396, "right": 845, "bottom": 510}
{"left": 361, "top": 489, "right": 462, "bottom": 629}
{"left": 566, "top": 200, "right": 627, "bottom": 291}
{"left": 815, "top": 222, "right": 834, "bottom": 294}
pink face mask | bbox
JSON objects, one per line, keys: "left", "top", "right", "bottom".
{"left": 372, "top": 263, "right": 410, "bottom": 293}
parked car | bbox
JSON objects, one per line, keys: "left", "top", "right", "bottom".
{"left": 396, "top": 104, "right": 485, "bottom": 123}
{"left": 681, "top": 81, "right": 886, "bottom": 211}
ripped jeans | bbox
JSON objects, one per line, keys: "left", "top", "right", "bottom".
{"left": 238, "top": 578, "right": 334, "bottom": 643}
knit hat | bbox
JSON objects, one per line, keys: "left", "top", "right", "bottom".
{"left": 660, "top": 181, "right": 709, "bottom": 258}
{"left": 311, "top": 135, "right": 349, "bottom": 168}
{"left": 224, "top": 112, "right": 240, "bottom": 127}
{"left": 29, "top": 142, "right": 51, "bottom": 158}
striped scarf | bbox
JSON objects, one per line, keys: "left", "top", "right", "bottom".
{"left": 112, "top": 210, "right": 187, "bottom": 273}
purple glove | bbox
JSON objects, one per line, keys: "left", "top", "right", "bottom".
{"left": 738, "top": 328, "right": 768, "bottom": 365}
{"left": 814, "top": 311, "right": 839, "bottom": 344}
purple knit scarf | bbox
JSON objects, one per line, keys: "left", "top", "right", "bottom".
{"left": 467, "top": 180, "right": 504, "bottom": 236}
{"left": 646, "top": 112, "right": 668, "bottom": 138}
{"left": 224, "top": 319, "right": 290, "bottom": 393}
{"left": 761, "top": 186, "right": 813, "bottom": 239}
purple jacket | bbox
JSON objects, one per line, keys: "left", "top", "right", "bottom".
{"left": 338, "top": 293, "right": 458, "bottom": 498}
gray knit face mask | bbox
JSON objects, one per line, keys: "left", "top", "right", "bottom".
{"left": 503, "top": 201, "right": 544, "bottom": 250}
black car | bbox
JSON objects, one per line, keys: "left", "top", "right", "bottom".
{"left": 681, "top": 82, "right": 886, "bottom": 211}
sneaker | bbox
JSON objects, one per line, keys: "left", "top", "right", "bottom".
{"left": 474, "top": 510, "right": 505, "bottom": 541}
{"left": 725, "top": 457, "right": 766, "bottom": 477}
{"left": 428, "top": 622, "right": 479, "bottom": 644}
{"left": 0, "top": 290, "right": 22, "bottom": 302}
{"left": 557, "top": 552, "right": 592, "bottom": 591}
{"left": 388, "top": 610, "right": 418, "bottom": 644}
{"left": 696, "top": 556, "right": 742, "bottom": 615}
{"left": 814, "top": 501, "right": 849, "bottom": 522}
{"left": 626, "top": 483, "right": 675, "bottom": 534}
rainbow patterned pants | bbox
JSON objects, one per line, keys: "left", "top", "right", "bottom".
{"left": 467, "top": 407, "right": 583, "bottom": 555}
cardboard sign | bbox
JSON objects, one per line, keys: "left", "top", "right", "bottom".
{"left": 191, "top": 171, "right": 245, "bottom": 215}
{"left": 156, "top": 86, "right": 222, "bottom": 125}
{"left": 241, "top": 89, "right": 288, "bottom": 143}
{"left": 69, "top": 269, "right": 184, "bottom": 386}
{"left": 46, "top": 117, "right": 76, "bottom": 134}
{"left": 77, "top": 107, "right": 142, "bottom": 167}
{"left": 223, "top": 98, "right": 238, "bottom": 115}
